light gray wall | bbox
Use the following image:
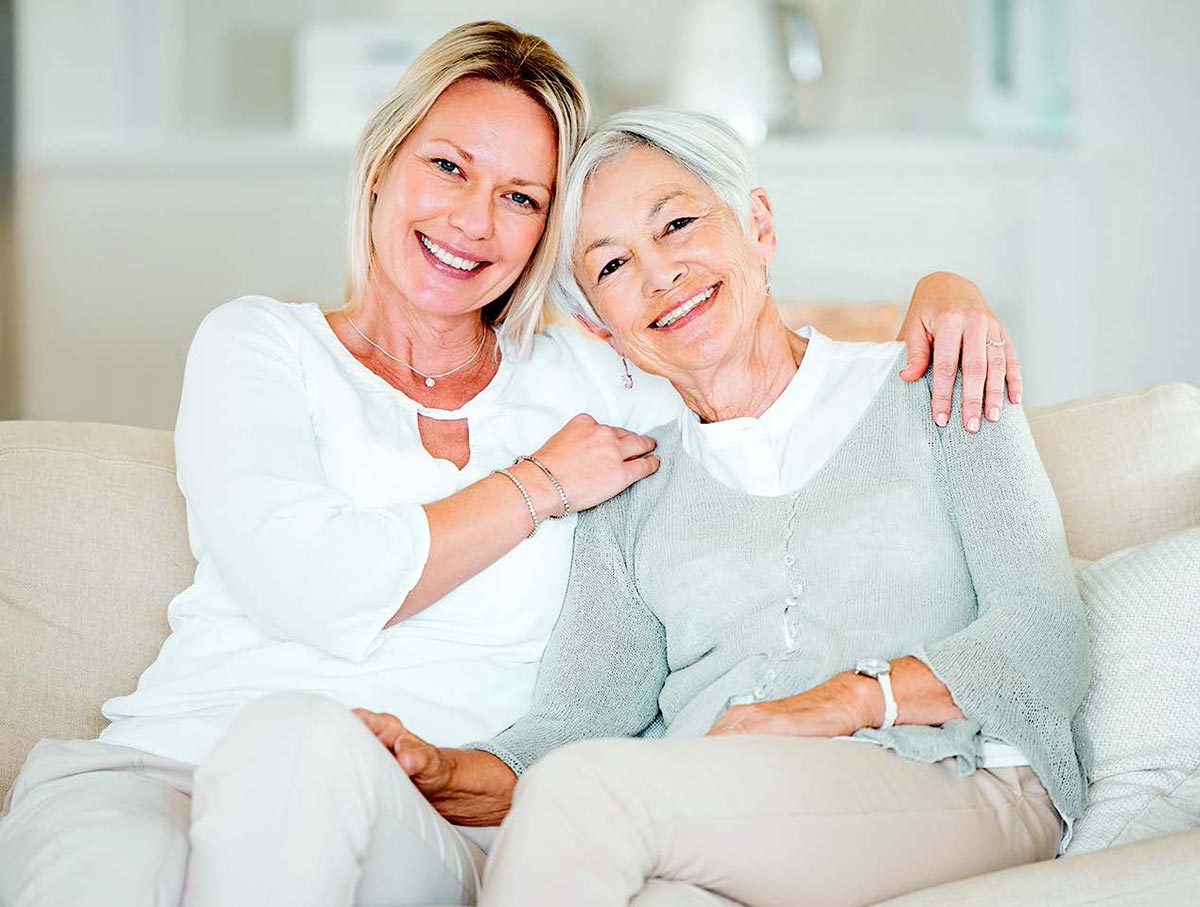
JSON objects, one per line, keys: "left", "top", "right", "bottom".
{"left": 1067, "top": 0, "right": 1200, "bottom": 397}
{"left": 0, "top": 0, "right": 15, "bottom": 420}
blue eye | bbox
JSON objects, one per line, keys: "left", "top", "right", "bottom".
{"left": 508, "top": 192, "right": 540, "bottom": 211}
{"left": 598, "top": 258, "right": 623, "bottom": 280}
{"left": 432, "top": 158, "right": 461, "bottom": 175}
{"left": 665, "top": 216, "right": 696, "bottom": 234}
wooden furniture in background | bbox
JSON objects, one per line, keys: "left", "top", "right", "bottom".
{"left": 775, "top": 301, "right": 902, "bottom": 342}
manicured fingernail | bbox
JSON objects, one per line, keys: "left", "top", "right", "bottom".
{"left": 968, "top": 418, "right": 980, "bottom": 433}
{"left": 935, "top": 412, "right": 949, "bottom": 427}
{"left": 988, "top": 407, "right": 1000, "bottom": 422}
{"left": 1015, "top": 393, "right": 1022, "bottom": 404}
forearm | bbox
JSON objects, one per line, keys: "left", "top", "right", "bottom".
{"left": 387, "top": 461, "right": 560, "bottom": 625}
{"left": 428, "top": 749, "right": 518, "bottom": 826}
{"left": 844, "top": 655, "right": 964, "bottom": 729}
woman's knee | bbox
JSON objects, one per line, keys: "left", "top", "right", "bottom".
{"left": 196, "top": 692, "right": 379, "bottom": 797}
{"left": 0, "top": 776, "right": 189, "bottom": 906}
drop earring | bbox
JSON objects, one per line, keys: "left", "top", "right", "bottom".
{"left": 621, "top": 356, "right": 634, "bottom": 390}
{"left": 764, "top": 265, "right": 772, "bottom": 293}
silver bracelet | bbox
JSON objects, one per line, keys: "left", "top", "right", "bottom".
{"left": 514, "top": 455, "right": 571, "bottom": 519}
{"left": 493, "top": 468, "right": 538, "bottom": 538}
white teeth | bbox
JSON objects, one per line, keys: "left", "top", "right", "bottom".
{"left": 420, "top": 234, "right": 481, "bottom": 271}
{"left": 653, "top": 286, "right": 715, "bottom": 328}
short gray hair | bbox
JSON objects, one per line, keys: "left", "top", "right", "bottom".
{"left": 549, "top": 108, "right": 759, "bottom": 325}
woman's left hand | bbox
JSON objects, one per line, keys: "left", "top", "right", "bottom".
{"left": 897, "top": 271, "right": 1022, "bottom": 433}
{"left": 706, "top": 674, "right": 870, "bottom": 738}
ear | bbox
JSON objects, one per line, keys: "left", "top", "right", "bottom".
{"left": 573, "top": 312, "right": 620, "bottom": 352}
{"left": 748, "top": 188, "right": 777, "bottom": 269}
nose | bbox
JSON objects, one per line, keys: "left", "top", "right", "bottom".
{"left": 641, "top": 245, "right": 687, "bottom": 298}
{"left": 447, "top": 183, "right": 495, "bottom": 242}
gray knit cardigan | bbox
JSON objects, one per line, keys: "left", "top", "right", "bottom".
{"left": 476, "top": 363, "right": 1090, "bottom": 820}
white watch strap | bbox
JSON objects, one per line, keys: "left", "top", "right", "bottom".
{"left": 877, "top": 672, "right": 898, "bottom": 730}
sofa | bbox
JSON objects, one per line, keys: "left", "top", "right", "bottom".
{"left": 2, "top": 383, "right": 1199, "bottom": 905}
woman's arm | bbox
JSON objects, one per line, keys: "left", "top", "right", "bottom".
{"left": 898, "top": 271, "right": 1022, "bottom": 433}
{"left": 358, "top": 499, "right": 670, "bottom": 824}
{"left": 393, "top": 414, "right": 659, "bottom": 622}
{"left": 711, "top": 377, "right": 1086, "bottom": 749}
{"left": 708, "top": 655, "right": 962, "bottom": 737}
{"left": 907, "top": 377, "right": 1088, "bottom": 744}
{"left": 178, "top": 300, "right": 656, "bottom": 660}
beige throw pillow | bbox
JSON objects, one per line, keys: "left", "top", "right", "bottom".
{"left": 1067, "top": 527, "right": 1200, "bottom": 854}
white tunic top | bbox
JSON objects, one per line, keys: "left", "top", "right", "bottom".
{"left": 99, "top": 296, "right": 683, "bottom": 765}
{"left": 678, "top": 327, "right": 1029, "bottom": 769}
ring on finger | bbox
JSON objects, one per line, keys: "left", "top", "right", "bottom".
{"left": 985, "top": 338, "right": 1005, "bottom": 348}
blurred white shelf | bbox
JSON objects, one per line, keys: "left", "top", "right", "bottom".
{"left": 754, "top": 133, "right": 1079, "bottom": 172}
{"left": 23, "top": 131, "right": 1079, "bottom": 173}
{"left": 23, "top": 133, "right": 357, "bottom": 172}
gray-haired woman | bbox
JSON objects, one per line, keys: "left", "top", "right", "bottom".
{"left": 355, "top": 108, "right": 1088, "bottom": 907}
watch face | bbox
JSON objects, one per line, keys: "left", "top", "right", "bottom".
{"left": 855, "top": 658, "right": 890, "bottom": 677}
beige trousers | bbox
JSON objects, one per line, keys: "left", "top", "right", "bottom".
{"left": 479, "top": 736, "right": 1063, "bottom": 907}
{"left": 0, "top": 693, "right": 486, "bottom": 907}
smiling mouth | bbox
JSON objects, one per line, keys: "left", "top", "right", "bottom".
{"left": 649, "top": 283, "right": 720, "bottom": 329}
{"left": 416, "top": 232, "right": 490, "bottom": 274}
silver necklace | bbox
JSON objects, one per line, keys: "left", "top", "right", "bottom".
{"left": 344, "top": 315, "right": 490, "bottom": 388}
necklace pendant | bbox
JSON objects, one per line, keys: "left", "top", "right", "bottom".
{"left": 425, "top": 377, "right": 436, "bottom": 388}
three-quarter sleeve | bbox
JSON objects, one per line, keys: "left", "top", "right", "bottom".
{"left": 473, "top": 497, "right": 668, "bottom": 774}
{"left": 174, "top": 298, "right": 430, "bottom": 662}
{"left": 912, "top": 377, "right": 1089, "bottom": 816}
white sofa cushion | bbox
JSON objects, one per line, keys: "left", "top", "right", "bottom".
{"left": 1067, "top": 527, "right": 1200, "bottom": 854}
{"left": 1027, "top": 383, "right": 1200, "bottom": 561}
{"left": 0, "top": 421, "right": 193, "bottom": 800}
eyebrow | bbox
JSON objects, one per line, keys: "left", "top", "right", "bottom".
{"left": 581, "top": 190, "right": 690, "bottom": 259}
{"left": 646, "top": 190, "right": 686, "bottom": 222}
{"left": 583, "top": 235, "right": 619, "bottom": 258}
{"left": 430, "top": 139, "right": 550, "bottom": 194}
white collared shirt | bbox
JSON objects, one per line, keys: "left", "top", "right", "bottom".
{"left": 677, "top": 326, "right": 1029, "bottom": 770}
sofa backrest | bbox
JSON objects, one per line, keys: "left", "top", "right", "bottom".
{"left": 1, "top": 421, "right": 195, "bottom": 797}
{"left": 2, "top": 382, "right": 1198, "bottom": 798}
{"left": 1026, "top": 383, "right": 1200, "bottom": 561}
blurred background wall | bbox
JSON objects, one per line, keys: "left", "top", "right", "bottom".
{"left": 0, "top": 0, "right": 14, "bottom": 421}
{"left": 3, "top": 0, "right": 1198, "bottom": 428}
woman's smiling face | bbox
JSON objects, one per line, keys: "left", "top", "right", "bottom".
{"left": 574, "top": 145, "right": 775, "bottom": 380}
{"left": 369, "top": 77, "right": 558, "bottom": 319}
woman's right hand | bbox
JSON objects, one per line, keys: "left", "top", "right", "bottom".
{"left": 527, "top": 414, "right": 659, "bottom": 515}
{"left": 354, "top": 708, "right": 517, "bottom": 825}
{"left": 354, "top": 709, "right": 453, "bottom": 794}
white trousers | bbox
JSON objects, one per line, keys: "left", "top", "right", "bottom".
{"left": 0, "top": 693, "right": 486, "bottom": 907}
{"left": 480, "top": 736, "right": 1064, "bottom": 907}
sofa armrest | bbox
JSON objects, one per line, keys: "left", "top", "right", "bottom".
{"left": 873, "top": 828, "right": 1200, "bottom": 906}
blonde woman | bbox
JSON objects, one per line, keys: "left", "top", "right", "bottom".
{"left": 0, "top": 22, "right": 1021, "bottom": 907}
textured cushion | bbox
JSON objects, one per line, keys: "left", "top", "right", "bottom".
{"left": 1067, "top": 528, "right": 1200, "bottom": 854}
{"left": 1027, "top": 383, "right": 1200, "bottom": 561}
{"left": 0, "top": 421, "right": 194, "bottom": 799}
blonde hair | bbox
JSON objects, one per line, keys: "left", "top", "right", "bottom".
{"left": 550, "top": 107, "right": 757, "bottom": 326}
{"left": 343, "top": 21, "right": 589, "bottom": 355}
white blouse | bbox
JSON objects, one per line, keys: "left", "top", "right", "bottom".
{"left": 99, "top": 296, "right": 683, "bottom": 765}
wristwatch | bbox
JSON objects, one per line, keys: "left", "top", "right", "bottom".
{"left": 854, "top": 658, "right": 897, "bottom": 730}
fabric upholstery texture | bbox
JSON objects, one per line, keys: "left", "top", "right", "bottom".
{"left": 0, "top": 421, "right": 193, "bottom": 798}
{"left": 1067, "top": 527, "right": 1200, "bottom": 854}
{"left": 1027, "top": 382, "right": 1200, "bottom": 560}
